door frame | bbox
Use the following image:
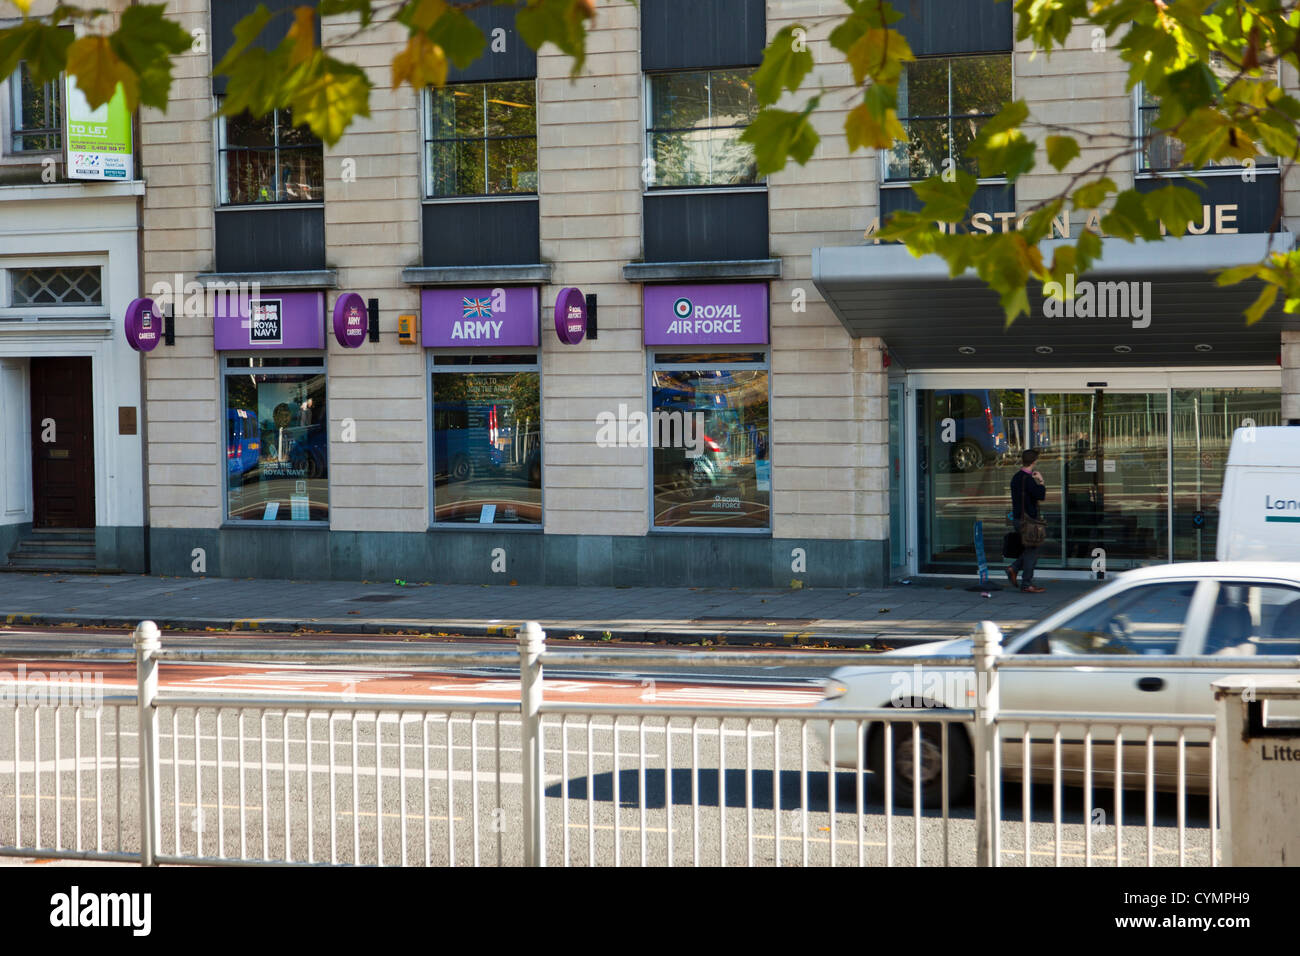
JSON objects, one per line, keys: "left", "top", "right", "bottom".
{"left": 900, "top": 367, "right": 1282, "bottom": 578}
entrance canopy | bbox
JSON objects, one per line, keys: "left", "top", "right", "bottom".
{"left": 812, "top": 232, "right": 1298, "bottom": 368}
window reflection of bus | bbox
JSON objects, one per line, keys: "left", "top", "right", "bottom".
{"left": 227, "top": 408, "right": 260, "bottom": 477}
{"left": 434, "top": 402, "right": 541, "bottom": 487}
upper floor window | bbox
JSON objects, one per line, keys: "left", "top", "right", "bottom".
{"left": 10, "top": 266, "right": 102, "bottom": 306}
{"left": 218, "top": 106, "right": 323, "bottom": 205}
{"left": 884, "top": 54, "right": 1011, "bottom": 182}
{"left": 645, "top": 68, "right": 759, "bottom": 188}
{"left": 1139, "top": 52, "right": 1279, "bottom": 173}
{"left": 425, "top": 81, "right": 538, "bottom": 198}
{"left": 9, "top": 61, "right": 62, "bottom": 153}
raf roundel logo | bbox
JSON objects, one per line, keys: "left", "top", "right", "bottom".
{"left": 673, "top": 297, "right": 692, "bottom": 319}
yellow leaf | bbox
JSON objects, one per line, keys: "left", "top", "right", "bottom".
{"left": 845, "top": 101, "right": 905, "bottom": 151}
{"left": 66, "top": 36, "right": 138, "bottom": 111}
{"left": 287, "top": 5, "right": 317, "bottom": 67}
{"left": 292, "top": 67, "right": 370, "bottom": 145}
{"left": 846, "top": 28, "right": 912, "bottom": 86}
{"left": 391, "top": 31, "right": 448, "bottom": 90}
{"left": 12, "top": 0, "right": 30, "bottom": 12}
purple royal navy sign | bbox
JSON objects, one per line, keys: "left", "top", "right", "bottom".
{"left": 643, "top": 283, "right": 769, "bottom": 346}
{"left": 554, "top": 287, "right": 586, "bottom": 345}
{"left": 214, "top": 291, "right": 326, "bottom": 350}
{"left": 421, "top": 287, "right": 539, "bottom": 348}
{"left": 124, "top": 297, "right": 161, "bottom": 352}
{"left": 332, "top": 292, "right": 367, "bottom": 348}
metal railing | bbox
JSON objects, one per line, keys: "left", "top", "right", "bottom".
{"left": 1, "top": 620, "right": 1296, "bottom": 866}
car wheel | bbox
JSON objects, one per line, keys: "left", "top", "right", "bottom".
{"left": 867, "top": 715, "right": 972, "bottom": 808}
{"left": 951, "top": 440, "right": 984, "bottom": 473}
{"left": 450, "top": 454, "right": 472, "bottom": 483}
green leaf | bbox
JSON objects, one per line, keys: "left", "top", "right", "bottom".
{"left": 427, "top": 4, "right": 485, "bottom": 70}
{"left": 289, "top": 56, "right": 372, "bottom": 145}
{"left": 752, "top": 25, "right": 813, "bottom": 107}
{"left": 844, "top": 27, "right": 912, "bottom": 87}
{"left": 1216, "top": 263, "right": 1266, "bottom": 287}
{"left": 1076, "top": 228, "right": 1103, "bottom": 270}
{"left": 0, "top": 20, "right": 74, "bottom": 86}
{"left": 1044, "top": 134, "right": 1079, "bottom": 172}
{"left": 110, "top": 4, "right": 193, "bottom": 110}
{"left": 968, "top": 100, "right": 1035, "bottom": 181}
{"left": 66, "top": 35, "right": 137, "bottom": 110}
{"left": 1100, "top": 188, "right": 1162, "bottom": 242}
{"left": 218, "top": 46, "right": 289, "bottom": 118}
{"left": 741, "top": 99, "right": 820, "bottom": 175}
{"left": 213, "top": 3, "right": 274, "bottom": 77}
{"left": 911, "top": 171, "right": 977, "bottom": 223}
{"left": 1142, "top": 184, "right": 1202, "bottom": 238}
{"left": 319, "top": 0, "right": 376, "bottom": 27}
{"left": 516, "top": 0, "right": 593, "bottom": 75}
{"left": 1244, "top": 284, "right": 1278, "bottom": 326}
{"left": 1073, "top": 177, "right": 1116, "bottom": 210}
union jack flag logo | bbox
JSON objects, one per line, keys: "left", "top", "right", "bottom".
{"left": 462, "top": 296, "right": 492, "bottom": 318}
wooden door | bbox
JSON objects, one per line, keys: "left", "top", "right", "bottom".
{"left": 31, "top": 357, "right": 95, "bottom": 528}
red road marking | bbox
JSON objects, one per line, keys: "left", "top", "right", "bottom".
{"left": 0, "top": 660, "right": 821, "bottom": 708}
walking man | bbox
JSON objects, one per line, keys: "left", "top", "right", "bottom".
{"left": 1008, "top": 448, "right": 1047, "bottom": 593}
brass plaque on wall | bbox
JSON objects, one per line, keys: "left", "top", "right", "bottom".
{"left": 118, "top": 406, "right": 137, "bottom": 435}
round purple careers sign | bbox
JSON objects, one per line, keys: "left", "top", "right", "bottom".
{"left": 124, "top": 297, "right": 160, "bottom": 352}
{"left": 332, "top": 292, "right": 368, "bottom": 348}
{"left": 554, "top": 287, "right": 586, "bottom": 345}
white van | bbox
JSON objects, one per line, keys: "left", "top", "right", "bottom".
{"left": 1217, "top": 425, "right": 1300, "bottom": 561}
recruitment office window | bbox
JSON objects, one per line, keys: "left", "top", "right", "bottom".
{"left": 223, "top": 356, "right": 328, "bottom": 522}
{"left": 1138, "top": 53, "right": 1279, "bottom": 173}
{"left": 650, "top": 352, "right": 770, "bottom": 530}
{"left": 218, "top": 105, "right": 324, "bottom": 204}
{"left": 645, "top": 69, "right": 759, "bottom": 188}
{"left": 425, "top": 81, "right": 538, "bottom": 197}
{"left": 883, "top": 54, "right": 1012, "bottom": 182}
{"left": 430, "top": 353, "right": 541, "bottom": 526}
{"left": 8, "top": 61, "right": 61, "bottom": 153}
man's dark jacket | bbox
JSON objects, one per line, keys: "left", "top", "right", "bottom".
{"left": 1010, "top": 469, "right": 1045, "bottom": 521}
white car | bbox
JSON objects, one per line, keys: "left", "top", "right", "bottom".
{"left": 815, "top": 562, "right": 1300, "bottom": 805}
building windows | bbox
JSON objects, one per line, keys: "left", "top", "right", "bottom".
{"left": 425, "top": 81, "right": 538, "bottom": 198}
{"left": 650, "top": 352, "right": 770, "bottom": 529}
{"left": 218, "top": 107, "right": 323, "bottom": 205}
{"left": 430, "top": 353, "right": 541, "bottom": 525}
{"left": 9, "top": 266, "right": 101, "bottom": 306}
{"left": 883, "top": 54, "right": 1011, "bottom": 182}
{"left": 8, "top": 62, "right": 61, "bottom": 153}
{"left": 223, "top": 356, "right": 328, "bottom": 522}
{"left": 1139, "top": 53, "right": 1279, "bottom": 172}
{"left": 645, "top": 69, "right": 759, "bottom": 188}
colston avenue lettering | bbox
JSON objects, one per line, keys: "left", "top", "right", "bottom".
{"left": 863, "top": 204, "right": 1248, "bottom": 243}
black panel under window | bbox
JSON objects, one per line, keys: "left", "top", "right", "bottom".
{"left": 214, "top": 207, "right": 326, "bottom": 272}
{"left": 422, "top": 199, "right": 540, "bottom": 266}
{"left": 893, "top": 0, "right": 1013, "bottom": 56}
{"left": 1135, "top": 174, "right": 1281, "bottom": 235}
{"left": 448, "top": 4, "right": 536, "bottom": 82}
{"left": 641, "top": 0, "right": 765, "bottom": 71}
{"left": 644, "top": 191, "right": 768, "bottom": 262}
{"left": 212, "top": 0, "right": 318, "bottom": 95}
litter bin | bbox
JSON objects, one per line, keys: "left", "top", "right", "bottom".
{"left": 1213, "top": 676, "right": 1300, "bottom": 866}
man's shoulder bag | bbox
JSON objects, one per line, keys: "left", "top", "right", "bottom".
{"left": 1018, "top": 515, "right": 1047, "bottom": 548}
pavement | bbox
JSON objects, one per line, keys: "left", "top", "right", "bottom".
{"left": 0, "top": 570, "right": 1099, "bottom": 647}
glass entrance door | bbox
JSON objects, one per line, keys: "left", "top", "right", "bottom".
{"left": 1029, "top": 390, "right": 1169, "bottom": 571}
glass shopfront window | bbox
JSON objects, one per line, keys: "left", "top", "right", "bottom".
{"left": 430, "top": 354, "right": 541, "bottom": 525}
{"left": 915, "top": 385, "right": 1281, "bottom": 572}
{"left": 650, "top": 353, "right": 770, "bottom": 530}
{"left": 223, "top": 356, "right": 328, "bottom": 522}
